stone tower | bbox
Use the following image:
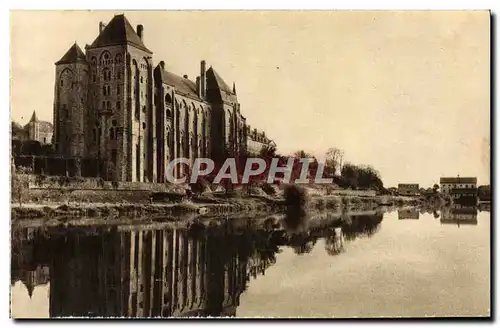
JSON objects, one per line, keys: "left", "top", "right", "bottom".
{"left": 84, "top": 14, "right": 155, "bottom": 182}
{"left": 53, "top": 43, "right": 89, "bottom": 157}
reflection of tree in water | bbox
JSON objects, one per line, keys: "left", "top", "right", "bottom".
{"left": 340, "top": 213, "right": 383, "bottom": 242}
{"left": 324, "top": 228, "right": 345, "bottom": 256}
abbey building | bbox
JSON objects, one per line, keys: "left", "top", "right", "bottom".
{"left": 53, "top": 14, "right": 254, "bottom": 183}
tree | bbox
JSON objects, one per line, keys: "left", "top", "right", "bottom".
{"left": 11, "top": 164, "right": 32, "bottom": 207}
{"left": 433, "top": 184, "right": 439, "bottom": 193}
{"left": 325, "top": 147, "right": 344, "bottom": 176}
{"left": 341, "top": 163, "right": 359, "bottom": 189}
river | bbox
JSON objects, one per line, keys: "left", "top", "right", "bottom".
{"left": 10, "top": 205, "right": 490, "bottom": 318}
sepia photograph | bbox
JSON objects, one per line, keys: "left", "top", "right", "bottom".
{"left": 9, "top": 10, "right": 491, "bottom": 318}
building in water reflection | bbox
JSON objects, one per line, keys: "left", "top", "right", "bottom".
{"left": 440, "top": 204, "right": 478, "bottom": 226}
{"left": 10, "top": 211, "right": 385, "bottom": 317}
{"left": 398, "top": 209, "right": 420, "bottom": 220}
{"left": 11, "top": 224, "right": 276, "bottom": 318}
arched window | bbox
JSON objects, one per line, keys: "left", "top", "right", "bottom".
{"left": 102, "top": 86, "right": 106, "bottom": 96}
{"left": 165, "top": 94, "right": 172, "bottom": 105}
{"left": 100, "top": 51, "right": 111, "bottom": 66}
{"left": 115, "top": 53, "right": 122, "bottom": 64}
{"left": 91, "top": 57, "right": 97, "bottom": 67}
{"left": 102, "top": 68, "right": 110, "bottom": 81}
{"left": 166, "top": 109, "right": 172, "bottom": 118}
{"left": 101, "top": 101, "right": 105, "bottom": 109}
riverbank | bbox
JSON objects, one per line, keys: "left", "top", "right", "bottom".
{"left": 11, "top": 191, "right": 420, "bottom": 221}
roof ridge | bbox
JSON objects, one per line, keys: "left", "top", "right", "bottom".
{"left": 88, "top": 14, "right": 152, "bottom": 54}
{"left": 55, "top": 43, "right": 87, "bottom": 65}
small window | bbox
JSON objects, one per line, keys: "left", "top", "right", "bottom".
{"left": 117, "top": 72, "right": 121, "bottom": 80}
{"left": 102, "top": 86, "right": 107, "bottom": 96}
{"left": 110, "top": 128, "right": 115, "bottom": 140}
{"left": 107, "top": 101, "right": 111, "bottom": 110}
{"left": 60, "top": 79, "right": 64, "bottom": 86}
{"left": 102, "top": 101, "right": 105, "bottom": 109}
{"left": 142, "top": 122, "right": 146, "bottom": 129}
{"left": 116, "top": 101, "right": 121, "bottom": 110}
{"left": 142, "top": 106, "right": 146, "bottom": 113}
{"left": 92, "top": 75, "right": 96, "bottom": 82}
{"left": 117, "top": 87, "right": 120, "bottom": 95}
{"left": 107, "top": 86, "right": 110, "bottom": 95}
{"left": 140, "top": 76, "right": 143, "bottom": 83}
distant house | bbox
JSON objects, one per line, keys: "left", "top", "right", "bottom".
{"left": 246, "top": 125, "right": 275, "bottom": 156}
{"left": 13, "top": 111, "right": 53, "bottom": 145}
{"left": 440, "top": 177, "right": 477, "bottom": 203}
{"left": 397, "top": 183, "right": 419, "bottom": 196}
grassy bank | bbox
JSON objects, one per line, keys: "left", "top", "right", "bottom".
{"left": 11, "top": 183, "right": 423, "bottom": 221}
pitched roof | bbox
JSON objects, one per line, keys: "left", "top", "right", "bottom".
{"left": 89, "top": 14, "right": 152, "bottom": 53}
{"left": 440, "top": 177, "right": 477, "bottom": 184}
{"left": 164, "top": 71, "right": 200, "bottom": 99}
{"left": 207, "top": 67, "right": 233, "bottom": 94}
{"left": 29, "top": 111, "right": 38, "bottom": 123}
{"left": 55, "top": 43, "right": 87, "bottom": 65}
{"left": 156, "top": 68, "right": 201, "bottom": 100}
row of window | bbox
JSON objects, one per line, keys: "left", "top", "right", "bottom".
{"left": 92, "top": 53, "right": 123, "bottom": 67}
{"left": 101, "top": 101, "right": 121, "bottom": 111}
{"left": 102, "top": 85, "right": 121, "bottom": 96}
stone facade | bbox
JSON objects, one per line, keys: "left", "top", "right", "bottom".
{"left": 397, "top": 183, "right": 419, "bottom": 196}
{"left": 53, "top": 14, "right": 251, "bottom": 182}
{"left": 21, "top": 111, "right": 53, "bottom": 144}
{"left": 246, "top": 126, "right": 274, "bottom": 156}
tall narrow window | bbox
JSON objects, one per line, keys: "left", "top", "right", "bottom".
{"left": 116, "top": 101, "right": 121, "bottom": 110}
{"left": 117, "top": 72, "right": 121, "bottom": 80}
{"left": 107, "top": 101, "right": 111, "bottom": 110}
{"left": 107, "top": 86, "right": 110, "bottom": 95}
{"left": 60, "top": 79, "right": 64, "bottom": 86}
{"left": 117, "top": 87, "right": 120, "bottom": 95}
{"left": 102, "top": 86, "right": 106, "bottom": 96}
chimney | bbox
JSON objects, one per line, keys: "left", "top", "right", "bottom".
{"left": 200, "top": 60, "right": 206, "bottom": 99}
{"left": 137, "top": 24, "right": 144, "bottom": 41}
{"left": 196, "top": 77, "right": 201, "bottom": 98}
{"left": 183, "top": 74, "right": 188, "bottom": 79}
{"left": 159, "top": 61, "right": 165, "bottom": 70}
{"left": 99, "top": 22, "right": 105, "bottom": 33}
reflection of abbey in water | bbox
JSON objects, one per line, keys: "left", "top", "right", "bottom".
{"left": 440, "top": 204, "right": 478, "bottom": 226}
{"left": 12, "top": 225, "right": 275, "bottom": 317}
{"left": 11, "top": 212, "right": 384, "bottom": 317}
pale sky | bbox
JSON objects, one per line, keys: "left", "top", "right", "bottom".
{"left": 10, "top": 11, "right": 490, "bottom": 187}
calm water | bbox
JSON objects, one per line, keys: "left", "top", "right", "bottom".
{"left": 11, "top": 206, "right": 490, "bottom": 318}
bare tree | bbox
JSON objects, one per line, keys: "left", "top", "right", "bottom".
{"left": 325, "top": 147, "right": 344, "bottom": 176}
